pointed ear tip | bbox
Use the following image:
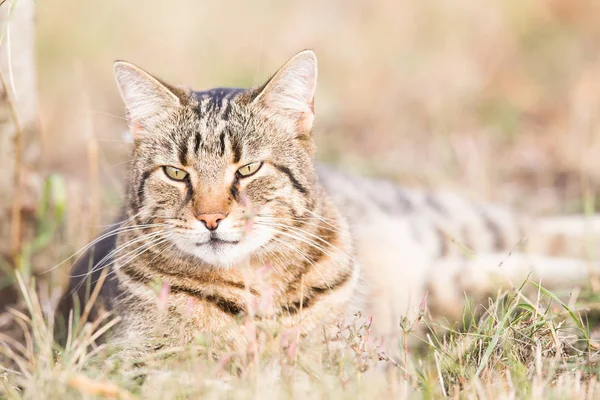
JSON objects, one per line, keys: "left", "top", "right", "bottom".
{"left": 113, "top": 61, "right": 130, "bottom": 74}
{"left": 113, "top": 61, "right": 143, "bottom": 76}
{"left": 296, "top": 49, "right": 317, "bottom": 63}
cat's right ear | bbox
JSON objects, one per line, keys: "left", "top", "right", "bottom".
{"left": 113, "top": 61, "right": 181, "bottom": 139}
{"left": 251, "top": 50, "right": 317, "bottom": 136}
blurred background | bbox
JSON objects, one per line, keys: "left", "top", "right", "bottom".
{"left": 22, "top": 0, "right": 600, "bottom": 290}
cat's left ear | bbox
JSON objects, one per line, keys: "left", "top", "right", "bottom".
{"left": 113, "top": 61, "right": 181, "bottom": 139}
{"left": 252, "top": 50, "right": 317, "bottom": 134}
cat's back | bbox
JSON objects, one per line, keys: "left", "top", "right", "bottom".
{"left": 317, "top": 164, "right": 419, "bottom": 222}
{"left": 316, "top": 164, "right": 524, "bottom": 335}
{"left": 317, "top": 163, "right": 521, "bottom": 257}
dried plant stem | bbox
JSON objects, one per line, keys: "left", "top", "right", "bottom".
{"left": 296, "top": 273, "right": 304, "bottom": 368}
{"left": 68, "top": 373, "right": 136, "bottom": 400}
{"left": 77, "top": 267, "right": 108, "bottom": 335}
{"left": 0, "top": 69, "right": 23, "bottom": 262}
{"left": 86, "top": 112, "right": 100, "bottom": 238}
{"left": 76, "top": 61, "right": 100, "bottom": 239}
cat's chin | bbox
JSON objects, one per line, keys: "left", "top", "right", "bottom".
{"left": 170, "top": 226, "right": 274, "bottom": 269}
{"left": 194, "top": 248, "right": 248, "bottom": 269}
{"left": 171, "top": 239, "right": 253, "bottom": 269}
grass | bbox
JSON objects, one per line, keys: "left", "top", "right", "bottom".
{"left": 1, "top": 267, "right": 599, "bottom": 399}
{"left": 3, "top": 0, "right": 600, "bottom": 398}
{"left": 2, "top": 195, "right": 600, "bottom": 399}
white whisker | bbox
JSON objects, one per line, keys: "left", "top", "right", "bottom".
{"left": 257, "top": 214, "right": 340, "bottom": 233}
{"left": 258, "top": 224, "right": 354, "bottom": 269}
{"left": 70, "top": 230, "right": 168, "bottom": 279}
{"left": 257, "top": 219, "right": 352, "bottom": 260}
{"left": 270, "top": 236, "right": 334, "bottom": 294}
{"left": 70, "top": 232, "right": 171, "bottom": 295}
{"left": 297, "top": 204, "right": 340, "bottom": 228}
{"left": 104, "top": 235, "right": 175, "bottom": 283}
{"left": 43, "top": 222, "right": 168, "bottom": 274}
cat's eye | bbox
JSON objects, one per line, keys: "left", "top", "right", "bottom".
{"left": 163, "top": 166, "right": 188, "bottom": 181}
{"left": 237, "top": 162, "right": 263, "bottom": 177}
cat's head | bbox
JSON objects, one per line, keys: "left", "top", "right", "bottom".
{"left": 114, "top": 50, "right": 319, "bottom": 267}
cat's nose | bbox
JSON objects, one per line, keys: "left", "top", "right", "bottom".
{"left": 197, "top": 213, "right": 226, "bottom": 231}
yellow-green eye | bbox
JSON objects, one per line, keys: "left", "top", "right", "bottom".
{"left": 163, "top": 166, "right": 188, "bottom": 181}
{"left": 237, "top": 162, "right": 262, "bottom": 177}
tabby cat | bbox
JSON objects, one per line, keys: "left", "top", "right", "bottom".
{"left": 58, "top": 50, "right": 599, "bottom": 356}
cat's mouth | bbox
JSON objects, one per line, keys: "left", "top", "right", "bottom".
{"left": 196, "top": 238, "right": 241, "bottom": 247}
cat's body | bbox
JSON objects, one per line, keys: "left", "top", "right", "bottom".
{"left": 58, "top": 51, "right": 599, "bottom": 357}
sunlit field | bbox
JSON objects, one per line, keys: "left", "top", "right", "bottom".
{"left": 3, "top": 272, "right": 600, "bottom": 398}
{"left": 3, "top": 0, "right": 600, "bottom": 398}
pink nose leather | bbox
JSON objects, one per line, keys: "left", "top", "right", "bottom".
{"left": 197, "top": 213, "right": 226, "bottom": 231}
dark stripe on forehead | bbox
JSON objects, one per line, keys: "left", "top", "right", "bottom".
{"left": 193, "top": 88, "right": 244, "bottom": 117}
{"left": 218, "top": 131, "right": 226, "bottom": 157}
{"left": 221, "top": 88, "right": 244, "bottom": 120}
{"left": 222, "top": 100, "right": 233, "bottom": 121}
{"left": 205, "top": 91, "right": 224, "bottom": 114}
{"left": 231, "top": 136, "right": 242, "bottom": 164}
{"left": 273, "top": 164, "right": 308, "bottom": 195}
{"left": 177, "top": 138, "right": 188, "bottom": 166}
{"left": 194, "top": 132, "right": 202, "bottom": 155}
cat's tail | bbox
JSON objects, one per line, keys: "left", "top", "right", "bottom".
{"left": 426, "top": 214, "right": 600, "bottom": 320}
{"left": 527, "top": 215, "right": 600, "bottom": 259}
{"left": 419, "top": 190, "right": 600, "bottom": 260}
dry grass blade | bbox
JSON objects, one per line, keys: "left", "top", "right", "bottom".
{"left": 0, "top": 69, "right": 24, "bottom": 260}
{"left": 76, "top": 266, "right": 108, "bottom": 334}
{"left": 1, "top": 263, "right": 599, "bottom": 398}
{"left": 68, "top": 373, "right": 137, "bottom": 400}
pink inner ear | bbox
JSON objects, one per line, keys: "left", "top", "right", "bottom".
{"left": 294, "top": 98, "right": 315, "bottom": 135}
{"left": 131, "top": 121, "right": 144, "bottom": 140}
{"left": 298, "top": 110, "right": 315, "bottom": 134}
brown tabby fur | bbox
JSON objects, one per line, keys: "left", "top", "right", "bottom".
{"left": 59, "top": 51, "right": 359, "bottom": 355}
{"left": 58, "top": 50, "right": 600, "bottom": 358}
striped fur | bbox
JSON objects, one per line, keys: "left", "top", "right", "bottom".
{"left": 59, "top": 51, "right": 359, "bottom": 354}
{"left": 58, "top": 51, "right": 600, "bottom": 357}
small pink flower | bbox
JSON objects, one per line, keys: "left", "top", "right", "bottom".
{"left": 157, "top": 282, "right": 170, "bottom": 311}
